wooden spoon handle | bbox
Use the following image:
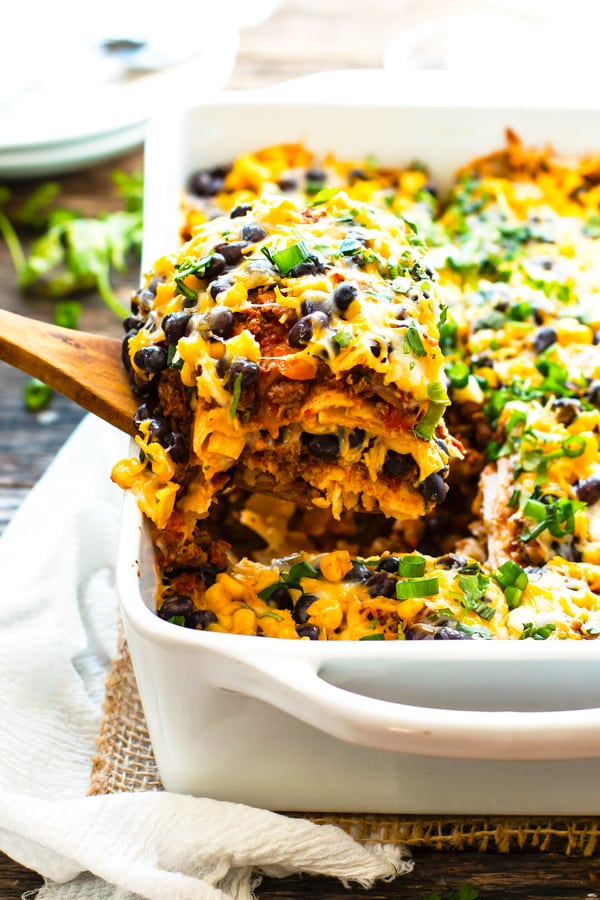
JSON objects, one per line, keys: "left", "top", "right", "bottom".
{"left": 0, "top": 308, "right": 137, "bottom": 435}
{"left": 0, "top": 309, "right": 366, "bottom": 511}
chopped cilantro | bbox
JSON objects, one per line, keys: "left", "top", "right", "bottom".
{"left": 404, "top": 325, "right": 427, "bottom": 357}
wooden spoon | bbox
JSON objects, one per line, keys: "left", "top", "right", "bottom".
{"left": 0, "top": 308, "right": 138, "bottom": 434}
{"left": 0, "top": 308, "right": 328, "bottom": 508}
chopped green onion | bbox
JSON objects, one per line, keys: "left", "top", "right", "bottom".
{"left": 427, "top": 380, "right": 450, "bottom": 403}
{"left": 508, "top": 488, "right": 521, "bottom": 508}
{"left": 396, "top": 576, "right": 439, "bottom": 600}
{"left": 562, "top": 435, "right": 586, "bottom": 458}
{"left": 414, "top": 401, "right": 446, "bottom": 441}
{"left": 54, "top": 300, "right": 81, "bottom": 329}
{"left": 520, "top": 622, "right": 557, "bottom": 640}
{"left": 447, "top": 361, "right": 470, "bottom": 389}
{"left": 504, "top": 586, "right": 524, "bottom": 610}
{"left": 258, "top": 581, "right": 286, "bottom": 601}
{"left": 266, "top": 241, "right": 311, "bottom": 275}
{"left": 359, "top": 633, "right": 386, "bottom": 641}
{"left": 168, "top": 615, "right": 186, "bottom": 626}
{"left": 492, "top": 559, "right": 529, "bottom": 591}
{"left": 338, "top": 237, "right": 363, "bottom": 256}
{"left": 404, "top": 325, "right": 427, "bottom": 358}
{"left": 398, "top": 555, "right": 427, "bottom": 578}
{"left": 257, "top": 610, "right": 283, "bottom": 622}
{"left": 522, "top": 498, "right": 547, "bottom": 522}
{"left": 309, "top": 187, "right": 339, "bottom": 206}
{"left": 333, "top": 329, "right": 352, "bottom": 348}
{"left": 286, "top": 560, "right": 319, "bottom": 583}
{"left": 229, "top": 371, "right": 243, "bottom": 419}
{"left": 24, "top": 378, "right": 53, "bottom": 411}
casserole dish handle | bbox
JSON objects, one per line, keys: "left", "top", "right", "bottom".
{"left": 216, "top": 653, "right": 600, "bottom": 761}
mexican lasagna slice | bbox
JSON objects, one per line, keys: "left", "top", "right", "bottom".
{"left": 112, "top": 189, "right": 462, "bottom": 531}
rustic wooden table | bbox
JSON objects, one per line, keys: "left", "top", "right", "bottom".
{"left": 1, "top": 1, "right": 599, "bottom": 897}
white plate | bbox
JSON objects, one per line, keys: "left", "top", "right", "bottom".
{"left": 0, "top": 7, "right": 240, "bottom": 179}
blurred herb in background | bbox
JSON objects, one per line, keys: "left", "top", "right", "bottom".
{"left": 0, "top": 170, "right": 143, "bottom": 322}
{"left": 0, "top": 171, "right": 143, "bottom": 410}
{"left": 423, "top": 885, "right": 481, "bottom": 900}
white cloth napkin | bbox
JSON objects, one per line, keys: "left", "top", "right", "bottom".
{"left": 0, "top": 414, "right": 412, "bottom": 899}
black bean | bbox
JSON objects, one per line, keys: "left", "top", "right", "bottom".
{"left": 240, "top": 222, "right": 268, "bottom": 243}
{"left": 305, "top": 168, "right": 326, "bottom": 182}
{"left": 187, "top": 609, "right": 218, "bottom": 629}
{"left": 437, "top": 553, "right": 468, "bottom": 570}
{"left": 301, "top": 431, "right": 340, "bottom": 460}
{"left": 208, "top": 306, "right": 234, "bottom": 339}
{"left": 123, "top": 315, "right": 143, "bottom": 332}
{"left": 209, "top": 277, "right": 232, "bottom": 299}
{"left": 198, "top": 567, "right": 219, "bottom": 588}
{"left": 133, "top": 401, "right": 156, "bottom": 428}
{"left": 587, "top": 380, "right": 600, "bottom": 405}
{"left": 382, "top": 450, "right": 412, "bottom": 478}
{"left": 552, "top": 397, "right": 581, "bottom": 426}
{"left": 159, "top": 595, "right": 195, "bottom": 620}
{"left": 405, "top": 622, "right": 437, "bottom": 640}
{"left": 288, "top": 254, "right": 326, "bottom": 278}
{"left": 133, "top": 345, "right": 168, "bottom": 373}
{"left": 574, "top": 476, "right": 600, "bottom": 505}
{"left": 288, "top": 311, "right": 329, "bottom": 348}
{"left": 164, "top": 432, "right": 188, "bottom": 463}
{"left": 532, "top": 326, "right": 557, "bottom": 354}
{"left": 292, "top": 593, "right": 319, "bottom": 625}
{"left": 230, "top": 202, "right": 252, "bottom": 218}
{"left": 277, "top": 176, "right": 298, "bottom": 191}
{"left": 593, "top": 329, "right": 600, "bottom": 345}
{"left": 348, "top": 428, "right": 366, "bottom": 449}
{"left": 162, "top": 311, "right": 192, "bottom": 345}
{"left": 225, "top": 358, "right": 260, "bottom": 392}
{"left": 121, "top": 332, "right": 135, "bottom": 373}
{"left": 213, "top": 240, "right": 248, "bottom": 265}
{"left": 133, "top": 283, "right": 159, "bottom": 313}
{"left": 377, "top": 556, "right": 401, "bottom": 573}
{"left": 552, "top": 539, "right": 582, "bottom": 563}
{"left": 434, "top": 626, "right": 469, "bottom": 640}
{"left": 348, "top": 167, "right": 368, "bottom": 181}
{"left": 147, "top": 416, "right": 170, "bottom": 442}
{"left": 296, "top": 624, "right": 320, "bottom": 640}
{"left": 203, "top": 253, "right": 227, "bottom": 282}
{"left": 369, "top": 340, "right": 383, "bottom": 358}
{"left": 364, "top": 572, "right": 396, "bottom": 599}
{"left": 420, "top": 472, "right": 449, "bottom": 505}
{"left": 130, "top": 376, "right": 157, "bottom": 399}
{"left": 268, "top": 585, "right": 294, "bottom": 611}
{"left": 345, "top": 561, "right": 371, "bottom": 582}
{"left": 332, "top": 281, "right": 358, "bottom": 311}
{"left": 188, "top": 170, "right": 224, "bottom": 197}
{"left": 300, "top": 298, "right": 327, "bottom": 316}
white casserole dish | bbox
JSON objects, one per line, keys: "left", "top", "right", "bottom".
{"left": 118, "top": 85, "right": 600, "bottom": 814}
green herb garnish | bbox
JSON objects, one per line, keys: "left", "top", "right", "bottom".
{"left": 396, "top": 576, "right": 439, "bottom": 600}
{"left": 404, "top": 325, "right": 427, "bottom": 358}
{"left": 23, "top": 378, "right": 53, "bottom": 412}
{"left": 262, "top": 240, "right": 311, "bottom": 275}
{"left": 520, "top": 622, "right": 557, "bottom": 640}
{"left": 415, "top": 401, "right": 447, "bottom": 441}
{"left": 398, "top": 556, "right": 427, "bottom": 578}
{"left": 229, "top": 371, "right": 244, "bottom": 419}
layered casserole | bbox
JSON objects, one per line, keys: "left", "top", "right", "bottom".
{"left": 113, "top": 134, "right": 600, "bottom": 641}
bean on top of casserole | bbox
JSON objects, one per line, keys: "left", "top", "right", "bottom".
{"left": 113, "top": 132, "right": 600, "bottom": 640}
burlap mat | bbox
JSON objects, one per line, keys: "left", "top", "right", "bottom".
{"left": 90, "top": 631, "right": 600, "bottom": 856}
